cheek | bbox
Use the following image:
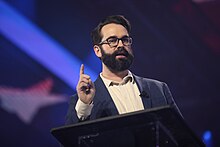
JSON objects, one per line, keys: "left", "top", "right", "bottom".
{"left": 102, "top": 46, "right": 114, "bottom": 54}
{"left": 126, "top": 47, "right": 133, "bottom": 54}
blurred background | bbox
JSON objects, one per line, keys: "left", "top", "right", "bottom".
{"left": 0, "top": 0, "right": 219, "bottom": 146}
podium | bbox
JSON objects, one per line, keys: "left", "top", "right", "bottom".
{"left": 51, "top": 105, "right": 205, "bottom": 147}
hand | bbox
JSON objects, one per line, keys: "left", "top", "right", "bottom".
{"left": 76, "top": 64, "right": 95, "bottom": 104}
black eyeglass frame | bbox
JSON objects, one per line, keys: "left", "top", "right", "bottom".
{"left": 98, "top": 36, "right": 132, "bottom": 48}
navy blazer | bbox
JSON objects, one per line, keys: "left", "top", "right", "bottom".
{"left": 65, "top": 74, "right": 180, "bottom": 125}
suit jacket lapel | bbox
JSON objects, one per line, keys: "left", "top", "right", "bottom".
{"left": 93, "top": 76, "right": 119, "bottom": 116}
{"left": 133, "top": 75, "right": 152, "bottom": 109}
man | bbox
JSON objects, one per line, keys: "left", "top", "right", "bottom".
{"left": 65, "top": 15, "right": 181, "bottom": 125}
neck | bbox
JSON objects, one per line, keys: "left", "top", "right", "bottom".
{"left": 102, "top": 64, "right": 128, "bottom": 82}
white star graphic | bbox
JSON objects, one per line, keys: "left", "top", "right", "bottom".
{"left": 0, "top": 78, "right": 67, "bottom": 124}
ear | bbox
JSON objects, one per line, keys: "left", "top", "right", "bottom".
{"left": 93, "top": 45, "right": 102, "bottom": 58}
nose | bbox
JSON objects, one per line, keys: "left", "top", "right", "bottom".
{"left": 117, "top": 39, "right": 124, "bottom": 47}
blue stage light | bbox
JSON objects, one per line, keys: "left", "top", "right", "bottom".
{"left": 203, "top": 130, "right": 212, "bottom": 141}
{"left": 203, "top": 130, "right": 213, "bottom": 147}
{"left": 0, "top": 1, "right": 98, "bottom": 89}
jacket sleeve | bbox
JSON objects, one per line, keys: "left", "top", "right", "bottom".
{"left": 162, "top": 82, "right": 183, "bottom": 117}
{"left": 65, "top": 94, "right": 80, "bottom": 125}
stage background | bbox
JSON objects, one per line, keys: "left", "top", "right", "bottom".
{"left": 0, "top": 0, "right": 219, "bottom": 146}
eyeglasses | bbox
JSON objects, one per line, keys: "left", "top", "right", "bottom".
{"left": 99, "top": 36, "right": 132, "bottom": 48}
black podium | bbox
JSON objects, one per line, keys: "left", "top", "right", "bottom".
{"left": 51, "top": 105, "right": 205, "bottom": 147}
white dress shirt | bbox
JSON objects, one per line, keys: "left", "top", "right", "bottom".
{"left": 75, "top": 71, "right": 144, "bottom": 119}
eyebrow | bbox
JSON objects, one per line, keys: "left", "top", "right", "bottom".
{"left": 105, "top": 35, "right": 129, "bottom": 40}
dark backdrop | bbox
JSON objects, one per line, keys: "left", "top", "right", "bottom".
{"left": 0, "top": 0, "right": 219, "bottom": 146}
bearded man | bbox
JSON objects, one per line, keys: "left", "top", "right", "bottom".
{"left": 65, "top": 15, "right": 181, "bottom": 124}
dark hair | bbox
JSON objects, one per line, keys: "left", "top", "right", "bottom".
{"left": 91, "top": 15, "right": 131, "bottom": 45}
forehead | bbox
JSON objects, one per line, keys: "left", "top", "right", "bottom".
{"left": 101, "top": 23, "right": 129, "bottom": 39}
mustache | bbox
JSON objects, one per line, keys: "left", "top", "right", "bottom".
{"left": 113, "top": 47, "right": 129, "bottom": 57}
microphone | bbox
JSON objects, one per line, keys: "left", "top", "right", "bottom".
{"left": 139, "top": 91, "right": 149, "bottom": 98}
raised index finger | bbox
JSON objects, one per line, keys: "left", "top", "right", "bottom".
{"left": 80, "top": 64, "right": 84, "bottom": 75}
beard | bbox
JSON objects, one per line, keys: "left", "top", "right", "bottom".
{"left": 100, "top": 47, "right": 134, "bottom": 72}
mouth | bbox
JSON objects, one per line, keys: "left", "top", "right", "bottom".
{"left": 115, "top": 53, "right": 127, "bottom": 59}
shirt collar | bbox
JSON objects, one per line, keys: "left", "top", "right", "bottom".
{"left": 100, "top": 71, "right": 134, "bottom": 87}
